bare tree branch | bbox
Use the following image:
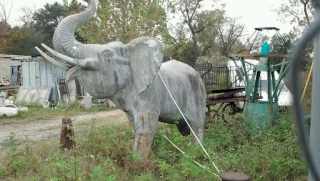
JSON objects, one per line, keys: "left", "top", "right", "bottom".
{"left": 0, "top": 0, "right": 12, "bottom": 23}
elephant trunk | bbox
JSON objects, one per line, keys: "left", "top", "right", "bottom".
{"left": 53, "top": 0, "right": 96, "bottom": 59}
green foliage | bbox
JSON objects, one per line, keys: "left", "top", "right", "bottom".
{"left": 164, "top": 40, "right": 195, "bottom": 66}
{"left": 275, "top": 0, "right": 314, "bottom": 29}
{"left": 0, "top": 21, "right": 39, "bottom": 55}
{"left": 4, "top": 132, "right": 19, "bottom": 149}
{"left": 165, "top": 0, "right": 227, "bottom": 65}
{"left": 0, "top": 1, "right": 86, "bottom": 55}
{"left": 172, "top": 114, "right": 182, "bottom": 125}
{"left": 78, "top": 0, "right": 170, "bottom": 44}
{"left": 196, "top": 54, "right": 228, "bottom": 66}
{"left": 270, "top": 33, "right": 293, "bottom": 55}
{"left": 32, "top": 2, "right": 67, "bottom": 48}
{"left": 0, "top": 112, "right": 307, "bottom": 180}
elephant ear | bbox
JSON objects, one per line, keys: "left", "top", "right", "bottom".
{"left": 128, "top": 37, "right": 163, "bottom": 93}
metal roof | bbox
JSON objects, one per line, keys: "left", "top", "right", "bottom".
{"left": 0, "top": 54, "right": 32, "bottom": 60}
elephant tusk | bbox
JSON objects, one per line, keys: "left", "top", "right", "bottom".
{"left": 41, "top": 43, "right": 88, "bottom": 68}
{"left": 35, "top": 46, "right": 70, "bottom": 71}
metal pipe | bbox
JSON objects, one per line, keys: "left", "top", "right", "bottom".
{"left": 271, "top": 70, "right": 278, "bottom": 102}
{"left": 240, "top": 57, "right": 249, "bottom": 85}
{"left": 274, "top": 60, "right": 290, "bottom": 67}
{"left": 252, "top": 71, "right": 260, "bottom": 102}
{"left": 267, "top": 60, "right": 271, "bottom": 103}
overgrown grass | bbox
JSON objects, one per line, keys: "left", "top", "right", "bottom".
{"left": 0, "top": 113, "right": 307, "bottom": 180}
{"left": 0, "top": 102, "right": 115, "bottom": 125}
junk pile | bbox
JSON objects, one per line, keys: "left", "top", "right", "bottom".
{"left": 0, "top": 90, "right": 28, "bottom": 117}
{"left": 0, "top": 85, "right": 117, "bottom": 117}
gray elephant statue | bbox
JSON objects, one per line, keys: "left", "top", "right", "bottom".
{"left": 35, "top": 0, "right": 206, "bottom": 158}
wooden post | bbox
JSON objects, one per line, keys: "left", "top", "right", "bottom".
{"left": 60, "top": 118, "right": 76, "bottom": 150}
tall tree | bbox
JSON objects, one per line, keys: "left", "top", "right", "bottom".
{"left": 275, "top": 0, "right": 314, "bottom": 68}
{"left": 270, "top": 33, "right": 293, "bottom": 54}
{"left": 1, "top": 2, "right": 81, "bottom": 55}
{"left": 0, "top": 21, "right": 11, "bottom": 53}
{"left": 77, "top": 0, "right": 170, "bottom": 44}
{"left": 216, "top": 17, "right": 245, "bottom": 56}
{"left": 18, "top": 5, "right": 36, "bottom": 27}
{"left": 168, "top": 0, "right": 224, "bottom": 65}
{"left": 196, "top": 9, "right": 224, "bottom": 56}
{"left": 177, "top": 0, "right": 207, "bottom": 63}
{"left": 32, "top": 2, "right": 68, "bottom": 47}
{"left": 164, "top": 25, "right": 195, "bottom": 65}
{"left": 275, "top": 0, "right": 314, "bottom": 33}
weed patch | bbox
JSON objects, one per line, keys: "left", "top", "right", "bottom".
{"left": 0, "top": 113, "right": 307, "bottom": 180}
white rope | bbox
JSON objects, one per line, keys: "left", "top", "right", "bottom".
{"left": 162, "top": 134, "right": 221, "bottom": 179}
{"left": 158, "top": 72, "right": 220, "bottom": 173}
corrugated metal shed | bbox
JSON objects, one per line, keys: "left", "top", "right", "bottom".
{"left": 21, "top": 57, "right": 67, "bottom": 102}
{"left": 0, "top": 54, "right": 30, "bottom": 84}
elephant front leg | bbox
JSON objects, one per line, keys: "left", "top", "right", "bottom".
{"left": 131, "top": 111, "right": 158, "bottom": 159}
{"left": 133, "top": 132, "right": 155, "bottom": 159}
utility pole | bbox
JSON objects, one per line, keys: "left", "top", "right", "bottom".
{"left": 308, "top": 4, "right": 320, "bottom": 181}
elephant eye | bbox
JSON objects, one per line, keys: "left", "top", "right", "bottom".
{"left": 101, "top": 50, "right": 113, "bottom": 62}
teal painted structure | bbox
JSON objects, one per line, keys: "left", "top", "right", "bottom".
{"left": 260, "top": 42, "right": 270, "bottom": 55}
{"left": 244, "top": 102, "right": 279, "bottom": 131}
{"left": 230, "top": 27, "right": 290, "bottom": 133}
{"left": 230, "top": 56, "right": 289, "bottom": 133}
{"left": 243, "top": 62, "right": 278, "bottom": 131}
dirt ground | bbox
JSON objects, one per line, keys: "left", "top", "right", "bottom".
{"left": 0, "top": 109, "right": 128, "bottom": 148}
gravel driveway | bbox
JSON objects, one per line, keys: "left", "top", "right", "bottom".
{"left": 0, "top": 109, "right": 128, "bottom": 148}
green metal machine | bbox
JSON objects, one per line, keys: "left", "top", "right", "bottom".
{"left": 230, "top": 27, "right": 290, "bottom": 132}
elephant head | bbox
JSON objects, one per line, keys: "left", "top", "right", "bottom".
{"left": 35, "top": 0, "right": 163, "bottom": 98}
{"left": 36, "top": 37, "right": 163, "bottom": 98}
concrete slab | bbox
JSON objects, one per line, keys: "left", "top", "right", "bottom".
{"left": 15, "top": 86, "right": 51, "bottom": 106}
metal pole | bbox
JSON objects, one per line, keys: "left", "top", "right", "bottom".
{"left": 267, "top": 60, "right": 271, "bottom": 103}
{"left": 308, "top": 5, "right": 320, "bottom": 181}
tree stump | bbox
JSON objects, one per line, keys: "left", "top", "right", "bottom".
{"left": 60, "top": 118, "right": 76, "bottom": 150}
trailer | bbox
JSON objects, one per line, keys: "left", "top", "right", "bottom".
{"left": 195, "top": 63, "right": 250, "bottom": 121}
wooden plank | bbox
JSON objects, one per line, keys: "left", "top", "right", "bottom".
{"left": 206, "top": 87, "right": 245, "bottom": 94}
{"left": 206, "top": 96, "right": 246, "bottom": 106}
{"left": 206, "top": 96, "right": 263, "bottom": 106}
{"left": 0, "top": 85, "right": 20, "bottom": 91}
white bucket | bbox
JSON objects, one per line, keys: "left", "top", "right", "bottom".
{"left": 0, "top": 104, "right": 18, "bottom": 117}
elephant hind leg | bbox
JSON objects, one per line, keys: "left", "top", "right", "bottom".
{"left": 177, "top": 121, "right": 204, "bottom": 145}
{"left": 176, "top": 121, "right": 190, "bottom": 136}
